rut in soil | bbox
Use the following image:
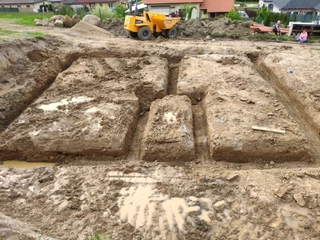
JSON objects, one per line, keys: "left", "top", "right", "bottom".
{"left": 247, "top": 52, "right": 320, "bottom": 161}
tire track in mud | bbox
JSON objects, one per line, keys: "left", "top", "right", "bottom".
{"left": 248, "top": 52, "right": 320, "bottom": 160}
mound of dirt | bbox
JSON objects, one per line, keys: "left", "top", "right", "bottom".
{"left": 178, "top": 17, "right": 254, "bottom": 39}
{"left": 98, "top": 16, "right": 254, "bottom": 40}
{"left": 100, "top": 18, "right": 128, "bottom": 37}
{"left": 71, "top": 20, "right": 114, "bottom": 38}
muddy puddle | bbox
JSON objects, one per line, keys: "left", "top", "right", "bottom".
{"left": 1, "top": 160, "right": 55, "bottom": 168}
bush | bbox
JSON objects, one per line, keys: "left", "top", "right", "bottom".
{"left": 264, "top": 12, "right": 294, "bottom": 26}
{"left": 54, "top": 5, "right": 74, "bottom": 18}
{"left": 90, "top": 5, "right": 113, "bottom": 22}
{"left": 257, "top": 5, "right": 268, "bottom": 20}
{"left": 181, "top": 4, "right": 196, "bottom": 20}
{"left": 225, "top": 9, "right": 242, "bottom": 21}
{"left": 114, "top": 3, "right": 127, "bottom": 19}
{"left": 243, "top": 22, "right": 251, "bottom": 28}
{"left": 76, "top": 8, "right": 87, "bottom": 19}
{"left": 264, "top": 13, "right": 271, "bottom": 26}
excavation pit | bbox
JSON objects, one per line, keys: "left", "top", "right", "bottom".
{"left": 178, "top": 54, "right": 312, "bottom": 163}
{"left": 1, "top": 21, "right": 320, "bottom": 240}
{"left": 0, "top": 38, "right": 319, "bottom": 164}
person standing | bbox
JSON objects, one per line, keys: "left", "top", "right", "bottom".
{"left": 296, "top": 29, "right": 308, "bottom": 43}
{"left": 273, "top": 20, "right": 281, "bottom": 35}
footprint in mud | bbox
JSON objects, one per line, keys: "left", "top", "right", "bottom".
{"left": 280, "top": 206, "right": 316, "bottom": 240}
{"left": 117, "top": 184, "right": 213, "bottom": 233}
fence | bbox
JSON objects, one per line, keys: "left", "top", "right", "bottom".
{"left": 0, "top": 7, "right": 19, "bottom": 12}
{"left": 289, "top": 13, "right": 320, "bottom": 23}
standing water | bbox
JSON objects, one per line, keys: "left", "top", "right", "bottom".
{"left": 1, "top": 160, "right": 55, "bottom": 168}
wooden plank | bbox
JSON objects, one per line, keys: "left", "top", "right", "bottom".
{"left": 252, "top": 125, "right": 286, "bottom": 134}
{"left": 258, "top": 27, "right": 273, "bottom": 33}
{"left": 250, "top": 25, "right": 260, "bottom": 30}
{"left": 280, "top": 28, "right": 289, "bottom": 33}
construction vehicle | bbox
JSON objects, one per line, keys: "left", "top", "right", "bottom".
{"left": 124, "top": 1, "right": 180, "bottom": 41}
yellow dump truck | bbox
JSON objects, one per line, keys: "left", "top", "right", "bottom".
{"left": 124, "top": 11, "right": 180, "bottom": 40}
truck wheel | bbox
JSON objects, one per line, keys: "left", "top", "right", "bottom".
{"left": 138, "top": 26, "right": 152, "bottom": 41}
{"left": 166, "top": 26, "right": 178, "bottom": 39}
{"left": 129, "top": 31, "right": 138, "bottom": 39}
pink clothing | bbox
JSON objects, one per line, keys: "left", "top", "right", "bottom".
{"left": 299, "top": 31, "right": 308, "bottom": 40}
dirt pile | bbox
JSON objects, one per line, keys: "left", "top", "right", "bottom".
{"left": 101, "top": 18, "right": 128, "bottom": 37}
{"left": 72, "top": 20, "right": 114, "bottom": 38}
{"left": 178, "top": 17, "right": 254, "bottom": 39}
{"left": 99, "top": 16, "right": 254, "bottom": 40}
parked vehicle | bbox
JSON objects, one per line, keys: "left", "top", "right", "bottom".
{"left": 238, "top": 11, "right": 250, "bottom": 20}
{"left": 124, "top": 0, "right": 180, "bottom": 40}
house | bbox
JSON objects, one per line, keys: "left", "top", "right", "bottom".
{"left": 48, "top": 0, "right": 63, "bottom": 4}
{"left": 143, "top": 0, "right": 234, "bottom": 19}
{"left": 281, "top": 0, "right": 320, "bottom": 15}
{"left": 0, "top": 0, "right": 46, "bottom": 12}
{"left": 143, "top": 0, "right": 202, "bottom": 19}
{"left": 268, "top": 0, "right": 291, "bottom": 12}
{"left": 72, "top": 0, "right": 119, "bottom": 10}
{"left": 200, "top": 0, "right": 234, "bottom": 18}
{"left": 259, "top": 0, "right": 320, "bottom": 15}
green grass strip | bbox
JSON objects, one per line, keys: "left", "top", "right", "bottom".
{"left": 0, "top": 29, "right": 19, "bottom": 35}
{"left": 0, "top": 12, "right": 53, "bottom": 26}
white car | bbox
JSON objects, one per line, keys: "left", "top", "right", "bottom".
{"left": 238, "top": 11, "right": 250, "bottom": 20}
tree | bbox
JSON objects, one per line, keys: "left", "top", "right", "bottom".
{"left": 257, "top": 5, "right": 268, "bottom": 23}
{"left": 90, "top": 5, "right": 113, "bottom": 22}
{"left": 225, "top": 9, "right": 242, "bottom": 21}
{"left": 114, "top": 3, "right": 127, "bottom": 19}
{"left": 181, "top": 4, "right": 196, "bottom": 20}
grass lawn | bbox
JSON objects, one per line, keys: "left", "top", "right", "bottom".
{"left": 0, "top": 29, "right": 44, "bottom": 41}
{"left": 0, "top": 12, "right": 53, "bottom": 26}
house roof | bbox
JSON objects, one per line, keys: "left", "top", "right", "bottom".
{"left": 73, "top": 0, "right": 116, "bottom": 4}
{"left": 272, "top": 0, "right": 291, "bottom": 9}
{"left": 64, "top": 0, "right": 77, "bottom": 5}
{"left": 200, "top": 0, "right": 234, "bottom": 12}
{"left": 281, "top": 0, "right": 320, "bottom": 10}
{"left": 0, "top": 0, "right": 43, "bottom": 4}
{"left": 144, "top": 0, "right": 202, "bottom": 4}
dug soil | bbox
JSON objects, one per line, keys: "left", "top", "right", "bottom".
{"left": 1, "top": 19, "right": 320, "bottom": 240}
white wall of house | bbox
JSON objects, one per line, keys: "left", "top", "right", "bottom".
{"left": 258, "top": 0, "right": 281, "bottom": 13}
{"left": 0, "top": 3, "right": 42, "bottom": 12}
{"left": 148, "top": 3, "right": 199, "bottom": 19}
{"left": 201, "top": 11, "right": 208, "bottom": 19}
{"left": 272, "top": 5, "right": 281, "bottom": 13}
{"left": 258, "top": 0, "right": 274, "bottom": 8}
{"left": 258, "top": 0, "right": 266, "bottom": 8}
{"left": 200, "top": 10, "right": 227, "bottom": 19}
